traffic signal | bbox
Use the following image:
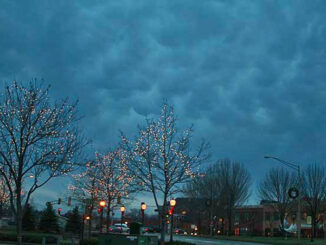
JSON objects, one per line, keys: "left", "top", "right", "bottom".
{"left": 97, "top": 208, "right": 102, "bottom": 214}
{"left": 58, "top": 198, "right": 61, "bottom": 205}
{"left": 58, "top": 208, "right": 62, "bottom": 215}
{"left": 168, "top": 208, "right": 173, "bottom": 216}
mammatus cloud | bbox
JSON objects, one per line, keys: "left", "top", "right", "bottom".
{"left": 1, "top": 0, "right": 326, "bottom": 205}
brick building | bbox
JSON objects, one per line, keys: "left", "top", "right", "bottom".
{"left": 234, "top": 201, "right": 326, "bottom": 238}
{"left": 174, "top": 197, "right": 326, "bottom": 238}
{"left": 234, "top": 203, "right": 278, "bottom": 236}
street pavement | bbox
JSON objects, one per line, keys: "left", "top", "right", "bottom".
{"left": 167, "top": 235, "right": 270, "bottom": 245}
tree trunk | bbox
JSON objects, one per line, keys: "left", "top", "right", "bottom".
{"left": 17, "top": 215, "right": 23, "bottom": 245}
{"left": 16, "top": 198, "right": 23, "bottom": 245}
{"left": 160, "top": 202, "right": 167, "bottom": 245}
{"left": 106, "top": 205, "right": 111, "bottom": 232}
{"left": 227, "top": 208, "right": 232, "bottom": 236}
{"left": 88, "top": 206, "right": 94, "bottom": 239}
{"left": 279, "top": 213, "right": 285, "bottom": 236}
{"left": 280, "top": 213, "right": 284, "bottom": 228}
{"left": 88, "top": 218, "right": 92, "bottom": 239}
{"left": 160, "top": 214, "right": 166, "bottom": 245}
{"left": 311, "top": 213, "right": 316, "bottom": 241}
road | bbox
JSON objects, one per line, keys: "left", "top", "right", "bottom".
{"left": 167, "top": 235, "right": 269, "bottom": 245}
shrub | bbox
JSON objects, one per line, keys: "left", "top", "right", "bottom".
{"left": 81, "top": 238, "right": 98, "bottom": 245}
{"left": 0, "top": 231, "right": 58, "bottom": 243}
{"left": 39, "top": 202, "right": 59, "bottom": 233}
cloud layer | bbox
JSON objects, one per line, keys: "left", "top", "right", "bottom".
{"left": 1, "top": 0, "right": 326, "bottom": 204}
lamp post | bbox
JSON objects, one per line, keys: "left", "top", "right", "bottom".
{"left": 141, "top": 202, "right": 147, "bottom": 225}
{"left": 169, "top": 199, "right": 176, "bottom": 243}
{"left": 85, "top": 215, "right": 90, "bottom": 239}
{"left": 264, "top": 155, "right": 301, "bottom": 240}
{"left": 81, "top": 215, "right": 90, "bottom": 243}
{"left": 120, "top": 206, "right": 126, "bottom": 233}
{"left": 99, "top": 200, "right": 106, "bottom": 234}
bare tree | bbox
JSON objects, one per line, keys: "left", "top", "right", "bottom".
{"left": 184, "top": 160, "right": 250, "bottom": 236}
{"left": 216, "top": 159, "right": 251, "bottom": 235}
{"left": 184, "top": 165, "right": 221, "bottom": 235}
{"left": 301, "top": 163, "right": 326, "bottom": 240}
{"left": 70, "top": 149, "right": 135, "bottom": 234}
{"left": 69, "top": 161, "right": 100, "bottom": 238}
{"left": 258, "top": 167, "right": 296, "bottom": 228}
{"left": 120, "top": 103, "right": 210, "bottom": 244}
{"left": 95, "top": 149, "right": 136, "bottom": 231}
{"left": 0, "top": 81, "right": 87, "bottom": 244}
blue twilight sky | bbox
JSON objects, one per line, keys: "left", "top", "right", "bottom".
{"left": 1, "top": 0, "right": 326, "bottom": 211}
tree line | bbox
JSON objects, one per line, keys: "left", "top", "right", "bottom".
{"left": 22, "top": 202, "right": 82, "bottom": 235}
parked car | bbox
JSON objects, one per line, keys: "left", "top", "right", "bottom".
{"left": 141, "top": 226, "right": 154, "bottom": 233}
{"left": 108, "top": 223, "right": 130, "bottom": 233}
{"left": 173, "top": 228, "right": 187, "bottom": 235}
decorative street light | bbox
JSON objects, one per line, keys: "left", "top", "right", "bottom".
{"left": 120, "top": 206, "right": 126, "bottom": 233}
{"left": 170, "top": 199, "right": 176, "bottom": 208}
{"left": 264, "top": 155, "right": 301, "bottom": 240}
{"left": 141, "top": 202, "right": 147, "bottom": 225}
{"left": 99, "top": 200, "right": 106, "bottom": 234}
{"left": 99, "top": 200, "right": 106, "bottom": 208}
{"left": 81, "top": 215, "right": 91, "bottom": 243}
{"left": 169, "top": 199, "right": 176, "bottom": 242}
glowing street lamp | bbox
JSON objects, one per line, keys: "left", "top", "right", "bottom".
{"left": 120, "top": 206, "right": 126, "bottom": 233}
{"left": 141, "top": 202, "right": 147, "bottom": 211}
{"left": 81, "top": 215, "right": 91, "bottom": 243}
{"left": 141, "top": 202, "right": 147, "bottom": 225}
{"left": 99, "top": 200, "right": 106, "bottom": 208}
{"left": 170, "top": 199, "right": 176, "bottom": 208}
{"left": 99, "top": 200, "right": 106, "bottom": 234}
{"left": 169, "top": 199, "right": 176, "bottom": 242}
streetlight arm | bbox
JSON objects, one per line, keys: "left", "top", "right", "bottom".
{"left": 264, "top": 156, "right": 299, "bottom": 170}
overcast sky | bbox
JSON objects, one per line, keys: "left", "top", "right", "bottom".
{"left": 1, "top": 0, "right": 326, "bottom": 210}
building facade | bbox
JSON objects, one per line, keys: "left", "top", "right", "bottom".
{"left": 174, "top": 197, "right": 326, "bottom": 238}
{"left": 234, "top": 201, "right": 326, "bottom": 238}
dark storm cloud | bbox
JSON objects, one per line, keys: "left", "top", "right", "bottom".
{"left": 1, "top": 0, "right": 326, "bottom": 203}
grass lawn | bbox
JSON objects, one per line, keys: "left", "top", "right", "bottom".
{"left": 0, "top": 229, "right": 60, "bottom": 243}
{"left": 211, "top": 235, "right": 325, "bottom": 245}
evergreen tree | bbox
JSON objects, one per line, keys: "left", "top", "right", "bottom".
{"left": 39, "top": 202, "right": 59, "bottom": 233}
{"left": 22, "top": 203, "right": 36, "bottom": 231}
{"left": 65, "top": 206, "right": 81, "bottom": 234}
